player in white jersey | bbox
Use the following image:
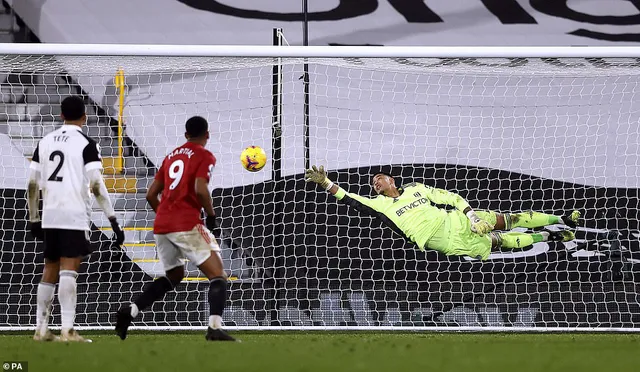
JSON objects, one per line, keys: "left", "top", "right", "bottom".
{"left": 27, "top": 96, "right": 125, "bottom": 342}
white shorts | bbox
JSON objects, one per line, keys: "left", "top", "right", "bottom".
{"left": 155, "top": 225, "right": 221, "bottom": 271}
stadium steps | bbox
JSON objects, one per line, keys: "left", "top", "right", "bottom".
{"left": 0, "top": 104, "right": 59, "bottom": 156}
{"left": 0, "top": 72, "right": 225, "bottom": 281}
{"left": 0, "top": 103, "right": 61, "bottom": 122}
{"left": 27, "top": 82, "right": 72, "bottom": 104}
{"left": 103, "top": 174, "right": 138, "bottom": 193}
{"left": 0, "top": 101, "right": 98, "bottom": 157}
{"left": 101, "top": 156, "right": 142, "bottom": 192}
{"left": 91, "top": 194, "right": 163, "bottom": 278}
{"left": 102, "top": 156, "right": 122, "bottom": 175}
{"left": 1, "top": 132, "right": 140, "bottom": 194}
{"left": 91, "top": 192, "right": 248, "bottom": 282}
{"left": 1, "top": 75, "right": 72, "bottom": 105}
{"left": 0, "top": 75, "right": 148, "bottom": 178}
{"left": 0, "top": 105, "right": 140, "bottom": 193}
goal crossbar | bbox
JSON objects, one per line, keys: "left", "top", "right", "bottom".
{"left": 0, "top": 44, "right": 639, "bottom": 58}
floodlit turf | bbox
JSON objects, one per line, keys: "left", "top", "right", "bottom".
{"left": 1, "top": 332, "right": 639, "bottom": 372}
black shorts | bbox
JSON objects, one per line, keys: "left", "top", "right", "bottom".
{"left": 43, "top": 229, "right": 91, "bottom": 261}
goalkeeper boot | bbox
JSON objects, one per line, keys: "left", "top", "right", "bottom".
{"left": 115, "top": 307, "right": 134, "bottom": 340}
{"left": 561, "top": 210, "right": 581, "bottom": 228}
{"left": 60, "top": 328, "right": 92, "bottom": 343}
{"left": 205, "top": 327, "right": 237, "bottom": 342}
{"left": 548, "top": 230, "right": 575, "bottom": 242}
{"left": 33, "top": 328, "right": 59, "bottom": 342}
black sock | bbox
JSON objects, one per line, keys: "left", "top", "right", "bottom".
{"left": 208, "top": 277, "right": 227, "bottom": 317}
{"left": 134, "top": 276, "right": 174, "bottom": 312}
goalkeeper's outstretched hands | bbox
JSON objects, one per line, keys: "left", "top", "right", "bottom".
{"left": 305, "top": 165, "right": 334, "bottom": 190}
{"left": 466, "top": 210, "right": 493, "bottom": 235}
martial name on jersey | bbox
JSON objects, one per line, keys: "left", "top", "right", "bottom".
{"left": 168, "top": 147, "right": 195, "bottom": 159}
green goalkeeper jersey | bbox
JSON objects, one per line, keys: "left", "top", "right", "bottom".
{"left": 333, "top": 182, "right": 470, "bottom": 251}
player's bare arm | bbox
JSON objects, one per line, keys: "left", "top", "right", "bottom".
{"left": 195, "top": 176, "right": 218, "bottom": 234}
{"left": 195, "top": 177, "right": 215, "bottom": 217}
{"left": 26, "top": 167, "right": 43, "bottom": 239}
{"left": 146, "top": 178, "right": 163, "bottom": 213}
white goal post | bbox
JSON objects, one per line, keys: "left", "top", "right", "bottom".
{"left": 0, "top": 44, "right": 639, "bottom": 332}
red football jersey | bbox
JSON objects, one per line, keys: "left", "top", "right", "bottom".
{"left": 153, "top": 142, "right": 216, "bottom": 234}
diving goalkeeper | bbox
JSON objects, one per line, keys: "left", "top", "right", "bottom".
{"left": 305, "top": 166, "right": 579, "bottom": 260}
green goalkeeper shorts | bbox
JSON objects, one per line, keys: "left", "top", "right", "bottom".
{"left": 425, "top": 210, "right": 493, "bottom": 260}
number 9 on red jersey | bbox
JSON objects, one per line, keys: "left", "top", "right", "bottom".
{"left": 153, "top": 142, "right": 217, "bottom": 234}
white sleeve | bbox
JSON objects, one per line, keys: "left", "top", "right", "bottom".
{"left": 30, "top": 143, "right": 42, "bottom": 172}
{"left": 87, "top": 168, "right": 115, "bottom": 219}
{"left": 83, "top": 141, "right": 103, "bottom": 172}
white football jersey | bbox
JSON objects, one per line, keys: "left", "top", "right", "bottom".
{"left": 30, "top": 124, "right": 102, "bottom": 231}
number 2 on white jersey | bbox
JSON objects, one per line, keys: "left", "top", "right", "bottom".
{"left": 168, "top": 160, "right": 184, "bottom": 190}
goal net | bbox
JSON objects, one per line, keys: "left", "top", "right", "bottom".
{"left": 1, "top": 47, "right": 639, "bottom": 331}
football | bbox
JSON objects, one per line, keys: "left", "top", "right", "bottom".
{"left": 240, "top": 145, "right": 267, "bottom": 172}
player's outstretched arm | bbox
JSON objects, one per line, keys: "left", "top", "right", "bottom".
{"left": 421, "top": 184, "right": 493, "bottom": 235}
{"left": 88, "top": 169, "right": 125, "bottom": 246}
{"left": 305, "top": 165, "right": 382, "bottom": 216}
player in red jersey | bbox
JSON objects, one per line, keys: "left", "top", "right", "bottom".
{"left": 114, "top": 116, "right": 234, "bottom": 341}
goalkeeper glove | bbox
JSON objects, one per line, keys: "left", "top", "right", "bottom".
{"left": 466, "top": 210, "right": 493, "bottom": 235}
{"left": 109, "top": 217, "right": 125, "bottom": 247}
{"left": 304, "top": 165, "right": 334, "bottom": 190}
{"left": 30, "top": 221, "right": 44, "bottom": 240}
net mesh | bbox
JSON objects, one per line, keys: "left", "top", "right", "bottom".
{"left": 1, "top": 55, "right": 639, "bottom": 329}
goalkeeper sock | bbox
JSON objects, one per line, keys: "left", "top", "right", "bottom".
{"left": 133, "top": 276, "right": 174, "bottom": 315}
{"left": 508, "top": 211, "right": 560, "bottom": 229}
{"left": 500, "top": 232, "right": 546, "bottom": 249}
{"left": 208, "top": 277, "right": 227, "bottom": 329}
{"left": 36, "top": 282, "right": 55, "bottom": 336}
{"left": 58, "top": 270, "right": 78, "bottom": 331}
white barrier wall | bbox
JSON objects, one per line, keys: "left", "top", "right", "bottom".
{"left": 13, "top": 0, "right": 640, "bottom": 46}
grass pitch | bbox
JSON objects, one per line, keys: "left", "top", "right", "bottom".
{"left": 1, "top": 332, "right": 639, "bottom": 372}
